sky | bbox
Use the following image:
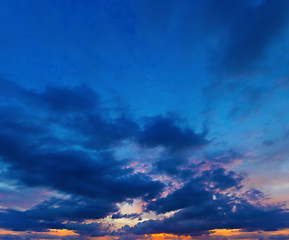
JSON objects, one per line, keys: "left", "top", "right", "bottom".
{"left": 0, "top": 0, "right": 289, "bottom": 239}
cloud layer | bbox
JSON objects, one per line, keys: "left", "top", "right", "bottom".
{"left": 1, "top": 0, "right": 289, "bottom": 239}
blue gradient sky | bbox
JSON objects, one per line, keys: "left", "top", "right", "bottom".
{"left": 1, "top": 1, "right": 289, "bottom": 239}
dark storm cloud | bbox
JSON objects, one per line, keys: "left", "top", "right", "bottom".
{"left": 205, "top": 0, "right": 289, "bottom": 75}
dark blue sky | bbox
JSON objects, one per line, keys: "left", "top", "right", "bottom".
{"left": 1, "top": 1, "right": 289, "bottom": 239}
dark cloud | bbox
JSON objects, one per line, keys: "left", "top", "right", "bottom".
{"left": 128, "top": 166, "right": 289, "bottom": 236}
{"left": 0, "top": 79, "right": 208, "bottom": 235}
{"left": 42, "top": 85, "right": 100, "bottom": 112}
{"left": 65, "top": 222, "right": 109, "bottom": 237}
{"left": 131, "top": 194, "right": 289, "bottom": 236}
{"left": 205, "top": 0, "right": 289, "bottom": 75}
{"left": 0, "top": 233, "right": 79, "bottom": 240}
{"left": 202, "top": 1, "right": 289, "bottom": 122}
{"left": 0, "top": 79, "right": 210, "bottom": 209}
{"left": 154, "top": 155, "right": 187, "bottom": 175}
{"left": 0, "top": 209, "right": 64, "bottom": 232}
{"left": 147, "top": 167, "right": 243, "bottom": 214}
{"left": 0, "top": 139, "right": 163, "bottom": 202}
{"left": 76, "top": 115, "right": 140, "bottom": 149}
{"left": 200, "top": 168, "right": 244, "bottom": 190}
{"left": 139, "top": 116, "right": 209, "bottom": 176}
{"left": 0, "top": 78, "right": 288, "bottom": 238}
{"left": 138, "top": 116, "right": 208, "bottom": 152}
{"left": 27, "top": 196, "right": 118, "bottom": 221}
{"left": 0, "top": 80, "right": 168, "bottom": 235}
{"left": 0, "top": 208, "right": 109, "bottom": 238}
{"left": 0, "top": 80, "right": 164, "bottom": 203}
{"left": 147, "top": 179, "right": 212, "bottom": 214}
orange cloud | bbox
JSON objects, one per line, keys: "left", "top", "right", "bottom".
{"left": 150, "top": 233, "right": 192, "bottom": 239}
{"left": 48, "top": 228, "right": 78, "bottom": 236}
{"left": 210, "top": 228, "right": 289, "bottom": 237}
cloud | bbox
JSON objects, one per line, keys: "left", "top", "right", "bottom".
{"left": 205, "top": 0, "right": 289, "bottom": 76}
{"left": 131, "top": 196, "right": 289, "bottom": 236}
{"left": 0, "top": 79, "right": 288, "bottom": 239}
{"left": 0, "top": 207, "right": 110, "bottom": 238}
{"left": 147, "top": 179, "right": 212, "bottom": 214}
{"left": 0, "top": 80, "right": 168, "bottom": 235}
{"left": 154, "top": 155, "right": 187, "bottom": 175}
{"left": 0, "top": 209, "right": 64, "bottom": 232}
{"left": 64, "top": 222, "right": 109, "bottom": 237}
{"left": 0, "top": 234, "right": 88, "bottom": 240}
{"left": 146, "top": 167, "right": 243, "bottom": 214}
{"left": 200, "top": 168, "right": 243, "bottom": 190}
{"left": 138, "top": 116, "right": 208, "bottom": 153}
{"left": 127, "top": 167, "right": 289, "bottom": 236}
{"left": 41, "top": 85, "right": 100, "bottom": 113}
{"left": 0, "top": 80, "right": 164, "bottom": 202}
{"left": 27, "top": 196, "right": 118, "bottom": 221}
{"left": 0, "top": 80, "right": 208, "bottom": 204}
{"left": 0, "top": 79, "right": 208, "bottom": 235}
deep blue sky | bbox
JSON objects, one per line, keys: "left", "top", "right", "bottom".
{"left": 1, "top": 1, "right": 289, "bottom": 239}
